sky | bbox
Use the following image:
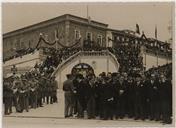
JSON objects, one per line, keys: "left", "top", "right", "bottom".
{"left": 2, "top": 2, "right": 174, "bottom": 42}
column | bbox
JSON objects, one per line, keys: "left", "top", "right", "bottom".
{"left": 65, "top": 21, "right": 70, "bottom": 46}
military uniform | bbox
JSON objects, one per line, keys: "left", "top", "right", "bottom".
{"left": 50, "top": 78, "right": 58, "bottom": 104}
{"left": 30, "top": 80, "right": 38, "bottom": 109}
{"left": 3, "top": 81, "right": 13, "bottom": 115}
{"left": 18, "top": 79, "right": 30, "bottom": 112}
{"left": 37, "top": 80, "right": 44, "bottom": 107}
{"left": 63, "top": 75, "right": 74, "bottom": 118}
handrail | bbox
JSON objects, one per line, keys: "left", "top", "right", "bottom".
{"left": 107, "top": 50, "right": 119, "bottom": 70}
{"left": 51, "top": 51, "right": 81, "bottom": 77}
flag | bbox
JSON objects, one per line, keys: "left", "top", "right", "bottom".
{"left": 155, "top": 26, "right": 157, "bottom": 39}
{"left": 136, "top": 24, "right": 140, "bottom": 34}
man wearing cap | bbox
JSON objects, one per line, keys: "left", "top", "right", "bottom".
{"left": 30, "top": 78, "right": 38, "bottom": 109}
{"left": 18, "top": 78, "right": 30, "bottom": 112}
{"left": 50, "top": 76, "right": 58, "bottom": 103}
{"left": 36, "top": 76, "right": 43, "bottom": 107}
{"left": 3, "top": 79, "right": 13, "bottom": 115}
{"left": 63, "top": 74, "right": 74, "bottom": 118}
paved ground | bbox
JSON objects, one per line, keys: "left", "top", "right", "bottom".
{"left": 3, "top": 116, "right": 173, "bottom": 128}
{"left": 2, "top": 90, "right": 174, "bottom": 128}
{"left": 3, "top": 90, "right": 65, "bottom": 118}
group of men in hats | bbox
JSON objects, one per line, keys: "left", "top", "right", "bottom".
{"left": 3, "top": 72, "right": 58, "bottom": 115}
{"left": 63, "top": 71, "right": 172, "bottom": 124}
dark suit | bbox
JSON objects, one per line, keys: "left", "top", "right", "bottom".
{"left": 158, "top": 80, "right": 172, "bottom": 123}
{"left": 3, "top": 83, "right": 13, "bottom": 115}
{"left": 102, "top": 80, "right": 115, "bottom": 120}
{"left": 147, "top": 79, "right": 160, "bottom": 120}
{"left": 134, "top": 81, "right": 144, "bottom": 119}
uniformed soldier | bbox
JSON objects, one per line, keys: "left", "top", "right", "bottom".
{"left": 3, "top": 79, "right": 13, "bottom": 115}
{"left": 18, "top": 78, "right": 30, "bottom": 112}
{"left": 30, "top": 78, "right": 38, "bottom": 109}
{"left": 50, "top": 76, "right": 58, "bottom": 104}
{"left": 63, "top": 74, "right": 74, "bottom": 118}
{"left": 39, "top": 76, "right": 46, "bottom": 105}
{"left": 12, "top": 77, "right": 20, "bottom": 112}
{"left": 45, "top": 77, "right": 51, "bottom": 104}
{"left": 36, "top": 82, "right": 43, "bottom": 107}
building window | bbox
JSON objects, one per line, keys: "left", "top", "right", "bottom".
{"left": 97, "top": 34, "right": 103, "bottom": 46}
{"left": 75, "top": 29, "right": 80, "bottom": 40}
{"left": 86, "top": 32, "right": 92, "bottom": 41}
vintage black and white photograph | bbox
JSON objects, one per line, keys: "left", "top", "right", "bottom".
{"left": 2, "top": 2, "right": 174, "bottom": 128}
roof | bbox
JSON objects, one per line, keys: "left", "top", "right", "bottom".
{"left": 108, "top": 28, "right": 169, "bottom": 44}
{"left": 3, "top": 14, "right": 108, "bottom": 39}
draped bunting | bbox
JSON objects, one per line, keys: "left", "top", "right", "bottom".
{"left": 35, "top": 36, "right": 81, "bottom": 49}
{"left": 56, "top": 38, "right": 81, "bottom": 48}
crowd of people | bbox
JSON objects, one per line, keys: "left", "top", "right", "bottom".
{"left": 145, "top": 38, "right": 172, "bottom": 55}
{"left": 63, "top": 70, "right": 172, "bottom": 124}
{"left": 145, "top": 63, "right": 172, "bottom": 80}
{"left": 3, "top": 70, "right": 58, "bottom": 115}
{"left": 3, "top": 37, "right": 172, "bottom": 125}
{"left": 108, "top": 42, "right": 143, "bottom": 74}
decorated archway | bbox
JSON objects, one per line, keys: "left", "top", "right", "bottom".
{"left": 71, "top": 63, "right": 94, "bottom": 77}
